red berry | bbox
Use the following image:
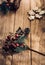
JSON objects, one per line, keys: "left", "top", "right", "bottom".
{"left": 11, "top": 43, "right": 16, "bottom": 47}
{"left": 15, "top": 34, "right": 19, "bottom": 38}
{"left": 20, "top": 44, "right": 24, "bottom": 47}
{"left": 7, "top": 45, "right": 9, "bottom": 48}
{"left": 6, "top": 3, "right": 9, "bottom": 6}
{"left": 7, "top": 35, "right": 11, "bottom": 39}
{"left": 16, "top": 43, "right": 19, "bottom": 47}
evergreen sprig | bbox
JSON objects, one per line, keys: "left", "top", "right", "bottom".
{"left": 2, "top": 27, "right": 30, "bottom": 54}
{"left": 0, "top": 0, "right": 21, "bottom": 15}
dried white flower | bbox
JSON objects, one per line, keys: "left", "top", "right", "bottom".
{"left": 35, "top": 14, "right": 42, "bottom": 19}
{"left": 39, "top": 10, "right": 45, "bottom": 15}
{"left": 28, "top": 10, "right": 35, "bottom": 16}
{"left": 28, "top": 16, "right": 35, "bottom": 20}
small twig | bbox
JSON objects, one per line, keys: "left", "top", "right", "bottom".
{"left": 28, "top": 48, "right": 45, "bottom": 56}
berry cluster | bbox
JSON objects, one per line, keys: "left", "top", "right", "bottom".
{"left": 0, "top": 0, "right": 21, "bottom": 14}
{"left": 2, "top": 27, "right": 30, "bottom": 54}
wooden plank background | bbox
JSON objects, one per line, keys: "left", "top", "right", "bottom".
{"left": 0, "top": 0, "right": 45, "bottom": 65}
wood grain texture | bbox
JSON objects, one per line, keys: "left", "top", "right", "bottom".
{"left": 0, "top": 0, "right": 45, "bottom": 65}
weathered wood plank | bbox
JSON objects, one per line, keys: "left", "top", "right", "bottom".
{"left": 0, "top": 0, "right": 45, "bottom": 65}
{"left": 13, "top": 0, "right": 30, "bottom": 65}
